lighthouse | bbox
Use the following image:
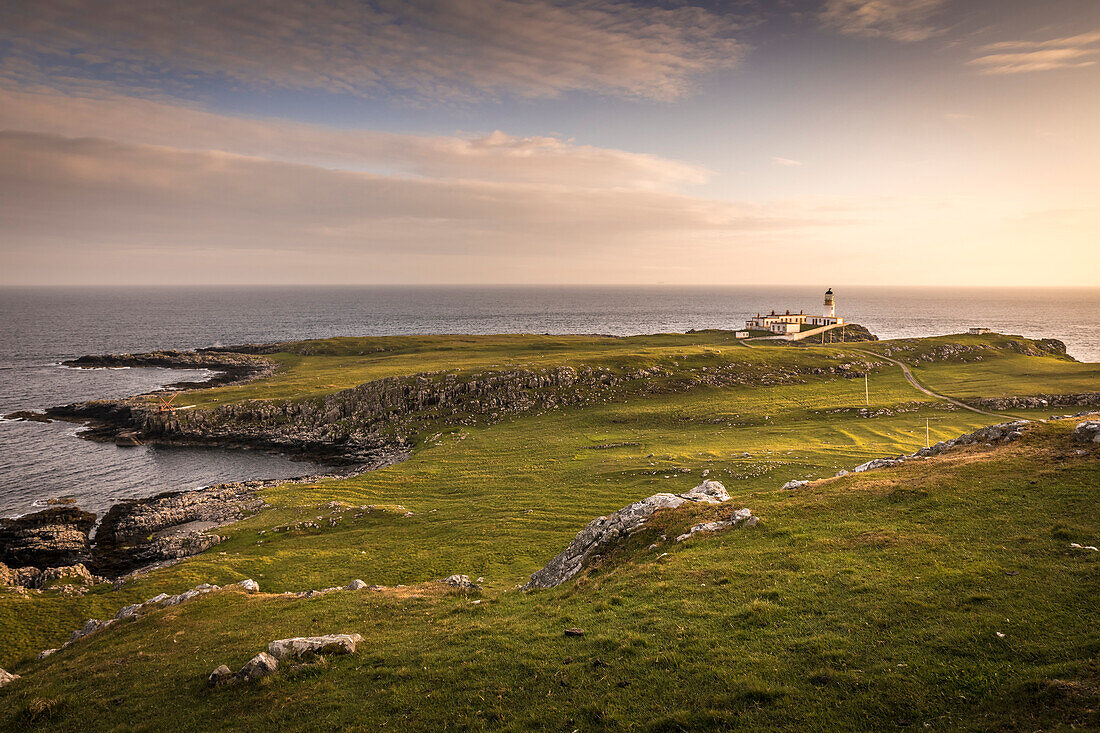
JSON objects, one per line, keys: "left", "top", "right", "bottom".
{"left": 824, "top": 288, "right": 835, "bottom": 318}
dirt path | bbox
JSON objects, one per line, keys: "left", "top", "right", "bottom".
{"left": 849, "top": 348, "right": 1010, "bottom": 419}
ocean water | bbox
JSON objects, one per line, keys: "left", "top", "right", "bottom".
{"left": 1, "top": 285, "right": 1097, "bottom": 518}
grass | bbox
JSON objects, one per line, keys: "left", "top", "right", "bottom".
{"left": 1, "top": 331, "right": 1098, "bottom": 730}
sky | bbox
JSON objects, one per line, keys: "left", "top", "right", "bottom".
{"left": 0, "top": 0, "right": 1098, "bottom": 286}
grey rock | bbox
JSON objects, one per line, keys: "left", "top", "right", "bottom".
{"left": 37, "top": 648, "right": 57, "bottom": 660}
{"left": 0, "top": 668, "right": 19, "bottom": 687}
{"left": 441, "top": 574, "right": 480, "bottom": 590}
{"left": 161, "top": 584, "right": 219, "bottom": 607}
{"left": 346, "top": 579, "right": 368, "bottom": 590}
{"left": 237, "top": 578, "right": 260, "bottom": 592}
{"left": 267, "top": 633, "right": 364, "bottom": 661}
{"left": 1073, "top": 420, "right": 1100, "bottom": 444}
{"left": 114, "top": 603, "right": 144, "bottom": 620}
{"left": 38, "top": 563, "right": 102, "bottom": 589}
{"left": 1, "top": 562, "right": 105, "bottom": 590}
{"left": 67, "top": 618, "right": 114, "bottom": 645}
{"left": 675, "top": 509, "right": 757, "bottom": 542}
{"left": 781, "top": 479, "right": 808, "bottom": 490}
{"left": 238, "top": 651, "right": 278, "bottom": 680}
{"left": 208, "top": 664, "right": 235, "bottom": 687}
{"left": 524, "top": 481, "right": 731, "bottom": 590}
{"left": 852, "top": 457, "right": 906, "bottom": 473}
{"left": 976, "top": 392, "right": 1099, "bottom": 411}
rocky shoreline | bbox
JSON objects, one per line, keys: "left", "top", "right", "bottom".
{"left": 63, "top": 349, "right": 277, "bottom": 388}
{"left": 4, "top": 335, "right": 1089, "bottom": 581}
{"left": 0, "top": 456, "right": 402, "bottom": 580}
{"left": 3, "top": 347, "right": 404, "bottom": 579}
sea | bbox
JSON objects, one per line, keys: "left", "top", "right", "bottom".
{"left": 1, "top": 285, "right": 1098, "bottom": 519}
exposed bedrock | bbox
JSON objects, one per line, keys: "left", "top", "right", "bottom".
{"left": 92, "top": 482, "right": 267, "bottom": 575}
{"left": 0, "top": 482, "right": 270, "bottom": 576}
{"left": 523, "top": 480, "right": 747, "bottom": 590}
{"left": 0, "top": 508, "right": 95, "bottom": 568}
{"left": 975, "top": 392, "right": 1100, "bottom": 411}
{"left": 64, "top": 350, "right": 276, "bottom": 387}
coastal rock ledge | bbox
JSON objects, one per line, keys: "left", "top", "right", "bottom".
{"left": 523, "top": 480, "right": 744, "bottom": 590}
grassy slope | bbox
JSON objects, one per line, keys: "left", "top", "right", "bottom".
{"left": 1, "top": 332, "right": 1098, "bottom": 730}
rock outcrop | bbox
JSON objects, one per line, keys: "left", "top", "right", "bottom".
{"left": 92, "top": 483, "right": 266, "bottom": 575}
{"left": 0, "top": 508, "right": 95, "bottom": 568}
{"left": 1074, "top": 420, "right": 1100, "bottom": 444}
{"left": 267, "top": 634, "right": 364, "bottom": 661}
{"left": 914, "top": 421, "right": 1030, "bottom": 457}
{"left": 523, "top": 480, "right": 735, "bottom": 590}
{"left": 780, "top": 420, "right": 1038, "bottom": 490}
{"left": 675, "top": 509, "right": 757, "bottom": 542}
{"left": 64, "top": 350, "right": 275, "bottom": 388}
{"left": 975, "top": 392, "right": 1100, "bottom": 411}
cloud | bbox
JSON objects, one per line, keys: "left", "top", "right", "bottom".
{"left": 819, "top": 0, "right": 948, "bottom": 42}
{"left": 0, "top": 131, "right": 843, "bottom": 264}
{"left": 0, "top": 0, "right": 745, "bottom": 102}
{"left": 969, "top": 31, "right": 1100, "bottom": 75}
{"left": 772, "top": 157, "right": 803, "bottom": 166}
{"left": 0, "top": 87, "right": 710, "bottom": 190}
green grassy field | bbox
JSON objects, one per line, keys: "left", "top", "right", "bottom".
{"left": 1, "top": 331, "right": 1097, "bottom": 731}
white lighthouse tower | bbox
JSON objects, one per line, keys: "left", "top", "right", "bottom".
{"left": 824, "top": 288, "right": 835, "bottom": 318}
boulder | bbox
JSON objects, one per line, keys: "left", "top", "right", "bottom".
{"left": 267, "top": 634, "right": 364, "bottom": 661}
{"left": 238, "top": 652, "right": 278, "bottom": 680}
{"left": 346, "top": 579, "right": 368, "bottom": 590}
{"left": 523, "top": 481, "right": 732, "bottom": 590}
{"left": 781, "top": 479, "right": 808, "bottom": 490}
{"left": 37, "top": 649, "right": 57, "bottom": 660}
{"left": 208, "top": 664, "right": 235, "bottom": 687}
{"left": 441, "top": 574, "right": 479, "bottom": 590}
{"left": 0, "top": 668, "right": 19, "bottom": 688}
{"left": 1073, "top": 421, "right": 1100, "bottom": 444}
{"left": 237, "top": 578, "right": 260, "bottom": 593}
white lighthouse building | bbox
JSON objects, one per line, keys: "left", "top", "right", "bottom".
{"left": 745, "top": 288, "right": 844, "bottom": 334}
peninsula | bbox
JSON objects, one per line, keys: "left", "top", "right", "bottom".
{"left": 1, "top": 329, "right": 1098, "bottom": 731}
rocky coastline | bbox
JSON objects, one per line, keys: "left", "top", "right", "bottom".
{"left": 4, "top": 335, "right": 1084, "bottom": 582}
{"left": 63, "top": 349, "right": 277, "bottom": 388}
{"left": 3, "top": 347, "right": 404, "bottom": 579}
